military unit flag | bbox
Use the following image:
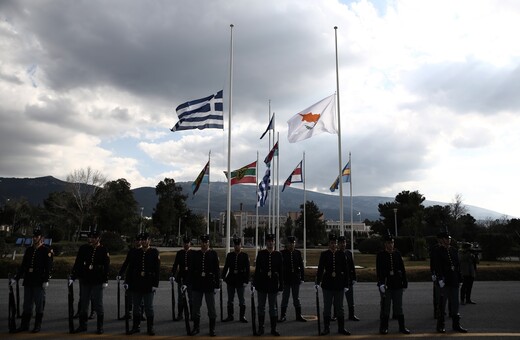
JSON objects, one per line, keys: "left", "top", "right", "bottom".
{"left": 192, "top": 161, "right": 209, "bottom": 195}
{"left": 282, "top": 161, "right": 303, "bottom": 192}
{"left": 287, "top": 94, "right": 337, "bottom": 143}
{"left": 329, "top": 161, "right": 351, "bottom": 192}
{"left": 225, "top": 161, "right": 257, "bottom": 185}
{"left": 171, "top": 90, "right": 224, "bottom": 131}
{"left": 263, "top": 141, "right": 279, "bottom": 165}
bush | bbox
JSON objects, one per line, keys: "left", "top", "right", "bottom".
{"left": 478, "top": 233, "right": 514, "bottom": 260}
{"left": 101, "top": 232, "right": 127, "bottom": 255}
{"left": 358, "top": 237, "right": 383, "bottom": 254}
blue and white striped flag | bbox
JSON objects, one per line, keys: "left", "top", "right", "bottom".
{"left": 171, "top": 90, "right": 224, "bottom": 131}
{"left": 257, "top": 168, "right": 270, "bottom": 207}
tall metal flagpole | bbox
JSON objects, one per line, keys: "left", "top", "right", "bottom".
{"left": 255, "top": 151, "right": 259, "bottom": 259}
{"left": 207, "top": 150, "right": 211, "bottom": 234}
{"left": 276, "top": 132, "right": 280, "bottom": 251}
{"left": 334, "top": 26, "right": 344, "bottom": 237}
{"left": 225, "top": 24, "right": 234, "bottom": 255}
{"left": 349, "top": 152, "right": 354, "bottom": 257}
{"left": 267, "top": 102, "right": 272, "bottom": 234}
{"left": 303, "top": 151, "right": 307, "bottom": 266}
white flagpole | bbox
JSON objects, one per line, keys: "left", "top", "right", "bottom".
{"left": 207, "top": 150, "right": 211, "bottom": 234}
{"left": 334, "top": 26, "right": 344, "bottom": 237}
{"left": 225, "top": 24, "right": 234, "bottom": 255}
{"left": 303, "top": 151, "right": 307, "bottom": 266}
{"left": 349, "top": 152, "right": 354, "bottom": 258}
{"left": 268, "top": 102, "right": 272, "bottom": 233}
{"left": 255, "top": 151, "right": 259, "bottom": 260}
{"left": 276, "top": 132, "right": 280, "bottom": 251}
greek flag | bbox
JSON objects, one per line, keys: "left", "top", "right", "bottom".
{"left": 171, "top": 90, "right": 224, "bottom": 131}
{"left": 257, "top": 168, "right": 270, "bottom": 207}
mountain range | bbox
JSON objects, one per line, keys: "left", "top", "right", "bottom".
{"left": 0, "top": 176, "right": 506, "bottom": 221}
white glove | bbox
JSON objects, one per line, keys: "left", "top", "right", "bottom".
{"left": 68, "top": 279, "right": 74, "bottom": 286}
{"left": 9, "top": 278, "right": 16, "bottom": 286}
{"left": 431, "top": 274, "right": 436, "bottom": 282}
{"left": 116, "top": 275, "right": 122, "bottom": 281}
{"left": 181, "top": 285, "right": 187, "bottom": 293}
{"left": 152, "top": 287, "right": 157, "bottom": 293}
{"left": 438, "top": 280, "right": 445, "bottom": 288}
{"left": 344, "top": 287, "right": 349, "bottom": 293}
{"left": 43, "top": 282, "right": 49, "bottom": 289}
{"left": 314, "top": 284, "right": 320, "bottom": 291}
{"left": 169, "top": 276, "right": 175, "bottom": 283}
{"left": 251, "top": 285, "right": 255, "bottom": 293}
{"left": 352, "top": 280, "right": 357, "bottom": 285}
{"left": 379, "top": 285, "right": 386, "bottom": 294}
{"left": 123, "top": 283, "right": 129, "bottom": 290}
{"left": 102, "top": 283, "right": 108, "bottom": 288}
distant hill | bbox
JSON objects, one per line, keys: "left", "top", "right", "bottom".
{"left": 0, "top": 176, "right": 507, "bottom": 221}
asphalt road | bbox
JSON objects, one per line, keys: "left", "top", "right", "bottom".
{"left": 1, "top": 280, "right": 519, "bottom": 339}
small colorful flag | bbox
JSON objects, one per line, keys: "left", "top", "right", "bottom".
{"left": 171, "top": 90, "right": 224, "bottom": 131}
{"left": 192, "top": 161, "right": 209, "bottom": 195}
{"left": 263, "top": 141, "right": 279, "bottom": 165}
{"left": 329, "top": 161, "right": 351, "bottom": 192}
{"left": 282, "top": 161, "right": 303, "bottom": 192}
{"left": 224, "top": 161, "right": 257, "bottom": 185}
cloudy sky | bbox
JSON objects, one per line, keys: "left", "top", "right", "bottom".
{"left": 1, "top": 0, "right": 519, "bottom": 218}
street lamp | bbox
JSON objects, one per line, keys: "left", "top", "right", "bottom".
{"left": 393, "top": 208, "right": 398, "bottom": 237}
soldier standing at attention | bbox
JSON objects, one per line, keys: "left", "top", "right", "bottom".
{"left": 118, "top": 234, "right": 143, "bottom": 320}
{"left": 376, "top": 232, "right": 410, "bottom": 335}
{"left": 315, "top": 234, "right": 350, "bottom": 336}
{"left": 170, "top": 235, "right": 193, "bottom": 321}
{"left": 338, "top": 235, "right": 360, "bottom": 322}
{"left": 70, "top": 230, "right": 110, "bottom": 334}
{"left": 188, "top": 234, "right": 220, "bottom": 336}
{"left": 126, "top": 232, "right": 160, "bottom": 335}
{"left": 222, "top": 236, "right": 250, "bottom": 323}
{"left": 279, "top": 236, "right": 306, "bottom": 323}
{"left": 460, "top": 242, "right": 478, "bottom": 305}
{"left": 11, "top": 228, "right": 53, "bottom": 333}
{"left": 431, "top": 231, "right": 468, "bottom": 333}
{"left": 253, "top": 233, "right": 283, "bottom": 336}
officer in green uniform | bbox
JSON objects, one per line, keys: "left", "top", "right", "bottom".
{"left": 11, "top": 228, "right": 53, "bottom": 333}
{"left": 279, "top": 236, "right": 306, "bottom": 322}
{"left": 170, "top": 235, "right": 193, "bottom": 321}
{"left": 70, "top": 230, "right": 110, "bottom": 334}
{"left": 222, "top": 236, "right": 250, "bottom": 323}
{"left": 188, "top": 234, "right": 220, "bottom": 336}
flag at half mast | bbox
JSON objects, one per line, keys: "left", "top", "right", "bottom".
{"left": 287, "top": 94, "right": 337, "bottom": 143}
{"left": 263, "top": 141, "right": 279, "bottom": 165}
{"left": 282, "top": 160, "right": 303, "bottom": 192}
{"left": 329, "top": 161, "right": 350, "bottom": 192}
{"left": 192, "top": 161, "right": 209, "bottom": 195}
{"left": 224, "top": 161, "right": 257, "bottom": 186}
{"left": 171, "top": 90, "right": 224, "bottom": 131}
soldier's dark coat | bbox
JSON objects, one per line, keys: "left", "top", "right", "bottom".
{"left": 316, "top": 249, "right": 349, "bottom": 290}
{"left": 222, "top": 251, "right": 250, "bottom": 287}
{"left": 431, "top": 245, "right": 461, "bottom": 287}
{"left": 71, "top": 244, "right": 110, "bottom": 285}
{"left": 126, "top": 247, "right": 160, "bottom": 293}
{"left": 16, "top": 244, "right": 53, "bottom": 286}
{"left": 376, "top": 249, "right": 408, "bottom": 289}
{"left": 171, "top": 248, "right": 192, "bottom": 285}
{"left": 253, "top": 249, "right": 284, "bottom": 293}
{"left": 188, "top": 249, "right": 220, "bottom": 292}
{"left": 119, "top": 246, "right": 140, "bottom": 280}
{"left": 345, "top": 250, "right": 357, "bottom": 284}
{"left": 280, "top": 248, "right": 304, "bottom": 285}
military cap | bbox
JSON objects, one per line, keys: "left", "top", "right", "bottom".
{"left": 338, "top": 235, "right": 346, "bottom": 242}
{"left": 182, "top": 236, "right": 191, "bottom": 244}
{"left": 233, "top": 236, "right": 242, "bottom": 245}
{"left": 287, "top": 236, "right": 296, "bottom": 243}
{"left": 328, "top": 234, "right": 337, "bottom": 242}
{"left": 266, "top": 233, "right": 275, "bottom": 241}
{"left": 200, "top": 234, "right": 210, "bottom": 242}
{"left": 33, "top": 228, "right": 43, "bottom": 237}
{"left": 383, "top": 229, "right": 394, "bottom": 242}
{"left": 88, "top": 230, "right": 101, "bottom": 238}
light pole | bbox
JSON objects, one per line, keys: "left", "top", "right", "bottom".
{"left": 393, "top": 208, "right": 398, "bottom": 237}
{"left": 139, "top": 207, "right": 144, "bottom": 233}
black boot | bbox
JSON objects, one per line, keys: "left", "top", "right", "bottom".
{"left": 191, "top": 317, "right": 200, "bottom": 336}
{"left": 223, "top": 305, "right": 234, "bottom": 322}
{"left": 128, "top": 318, "right": 141, "bottom": 335}
{"left": 147, "top": 316, "right": 155, "bottom": 336}
{"left": 209, "top": 318, "right": 216, "bottom": 337}
{"left": 452, "top": 314, "right": 468, "bottom": 333}
{"left": 89, "top": 309, "right": 96, "bottom": 320}
{"left": 239, "top": 305, "right": 248, "bottom": 323}
{"left": 337, "top": 317, "right": 351, "bottom": 335}
{"left": 74, "top": 315, "right": 88, "bottom": 333}
{"left": 295, "top": 306, "right": 307, "bottom": 322}
{"left": 96, "top": 313, "right": 104, "bottom": 334}
{"left": 398, "top": 315, "right": 411, "bottom": 334}
{"left": 270, "top": 316, "right": 280, "bottom": 336}
{"left": 348, "top": 306, "right": 360, "bottom": 321}
{"left": 176, "top": 310, "right": 183, "bottom": 321}
{"left": 437, "top": 315, "right": 446, "bottom": 333}
{"left": 15, "top": 313, "right": 31, "bottom": 333}
{"left": 379, "top": 315, "right": 389, "bottom": 335}
{"left": 32, "top": 313, "right": 43, "bottom": 333}
{"left": 279, "top": 307, "right": 287, "bottom": 322}
{"left": 321, "top": 316, "right": 330, "bottom": 335}
{"left": 257, "top": 315, "right": 265, "bottom": 336}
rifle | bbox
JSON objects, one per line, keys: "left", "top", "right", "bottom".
{"left": 16, "top": 278, "right": 20, "bottom": 318}
{"left": 251, "top": 284, "right": 256, "bottom": 336}
{"left": 8, "top": 274, "right": 17, "bottom": 333}
{"left": 117, "top": 276, "right": 121, "bottom": 320}
{"left": 315, "top": 285, "right": 321, "bottom": 336}
{"left": 171, "top": 279, "right": 176, "bottom": 321}
{"left": 124, "top": 285, "right": 130, "bottom": 334}
{"left": 219, "top": 280, "right": 224, "bottom": 322}
{"left": 181, "top": 284, "right": 191, "bottom": 335}
{"left": 67, "top": 276, "right": 75, "bottom": 334}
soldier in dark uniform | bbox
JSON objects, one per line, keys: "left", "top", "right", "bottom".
{"left": 315, "top": 233, "right": 350, "bottom": 336}
{"left": 376, "top": 232, "right": 410, "bottom": 335}
{"left": 279, "top": 236, "right": 306, "bottom": 322}
{"left": 126, "top": 232, "right": 160, "bottom": 335}
{"left": 11, "top": 228, "right": 53, "bottom": 333}
{"left": 429, "top": 233, "right": 442, "bottom": 319}
{"left": 188, "top": 234, "right": 220, "bottom": 336}
{"left": 170, "top": 235, "right": 193, "bottom": 321}
{"left": 338, "top": 235, "right": 360, "bottom": 321}
{"left": 253, "top": 233, "right": 283, "bottom": 336}
{"left": 431, "top": 231, "right": 468, "bottom": 333}
{"left": 118, "top": 234, "right": 143, "bottom": 320}
{"left": 222, "top": 236, "right": 250, "bottom": 323}
{"left": 70, "top": 230, "right": 110, "bottom": 334}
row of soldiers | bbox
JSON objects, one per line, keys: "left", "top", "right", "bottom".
{"left": 9, "top": 227, "right": 470, "bottom": 336}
